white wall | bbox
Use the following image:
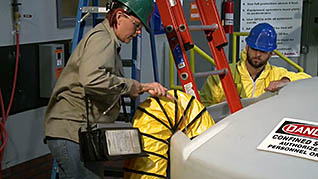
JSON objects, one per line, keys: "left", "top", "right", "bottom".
{"left": 0, "top": 0, "right": 68, "bottom": 169}
{"left": 1, "top": 0, "right": 76, "bottom": 168}
{"left": 2, "top": 107, "right": 49, "bottom": 169}
{"left": 0, "top": 0, "right": 74, "bottom": 46}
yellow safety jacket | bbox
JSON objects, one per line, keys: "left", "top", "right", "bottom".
{"left": 200, "top": 50, "right": 312, "bottom": 106}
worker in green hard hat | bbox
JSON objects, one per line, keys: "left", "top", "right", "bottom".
{"left": 106, "top": 0, "right": 154, "bottom": 41}
{"left": 44, "top": 0, "right": 171, "bottom": 178}
{"left": 200, "top": 22, "right": 311, "bottom": 106}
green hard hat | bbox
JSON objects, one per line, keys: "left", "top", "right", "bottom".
{"left": 115, "top": 0, "right": 154, "bottom": 32}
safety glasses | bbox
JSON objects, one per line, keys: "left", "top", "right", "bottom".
{"left": 123, "top": 13, "right": 142, "bottom": 31}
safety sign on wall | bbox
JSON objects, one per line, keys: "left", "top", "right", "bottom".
{"left": 240, "top": 0, "right": 303, "bottom": 57}
{"left": 257, "top": 118, "right": 318, "bottom": 161}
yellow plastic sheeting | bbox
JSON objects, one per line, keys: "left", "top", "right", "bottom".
{"left": 124, "top": 90, "right": 214, "bottom": 179}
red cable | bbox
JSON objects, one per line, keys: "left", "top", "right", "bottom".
{"left": 0, "top": 31, "right": 20, "bottom": 178}
{"left": 5, "top": 32, "right": 19, "bottom": 121}
{"left": 0, "top": 91, "right": 8, "bottom": 152}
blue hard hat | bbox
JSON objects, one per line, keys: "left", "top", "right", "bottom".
{"left": 245, "top": 23, "right": 277, "bottom": 52}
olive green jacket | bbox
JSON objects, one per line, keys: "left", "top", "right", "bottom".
{"left": 44, "top": 19, "right": 134, "bottom": 143}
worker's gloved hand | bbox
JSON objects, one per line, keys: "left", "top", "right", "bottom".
{"left": 265, "top": 77, "right": 290, "bottom": 92}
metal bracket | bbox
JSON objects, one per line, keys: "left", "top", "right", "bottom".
{"left": 81, "top": 6, "right": 108, "bottom": 13}
{"left": 79, "top": 6, "right": 108, "bottom": 22}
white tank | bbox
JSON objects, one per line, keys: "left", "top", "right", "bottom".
{"left": 170, "top": 77, "right": 318, "bottom": 179}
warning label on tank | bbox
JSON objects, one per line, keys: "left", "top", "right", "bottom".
{"left": 257, "top": 118, "right": 318, "bottom": 161}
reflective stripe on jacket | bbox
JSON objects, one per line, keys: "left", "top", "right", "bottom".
{"left": 200, "top": 50, "right": 311, "bottom": 107}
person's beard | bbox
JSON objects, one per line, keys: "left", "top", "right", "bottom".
{"left": 247, "top": 53, "right": 270, "bottom": 69}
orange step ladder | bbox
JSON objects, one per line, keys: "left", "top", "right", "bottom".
{"left": 156, "top": 0, "right": 242, "bottom": 113}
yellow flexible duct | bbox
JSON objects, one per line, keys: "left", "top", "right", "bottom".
{"left": 124, "top": 90, "right": 214, "bottom": 178}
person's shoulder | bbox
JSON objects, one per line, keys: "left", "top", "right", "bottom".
{"left": 267, "top": 63, "right": 288, "bottom": 71}
{"left": 89, "top": 23, "right": 112, "bottom": 39}
{"left": 81, "top": 22, "right": 114, "bottom": 48}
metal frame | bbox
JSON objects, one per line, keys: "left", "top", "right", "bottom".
{"left": 56, "top": 0, "right": 93, "bottom": 28}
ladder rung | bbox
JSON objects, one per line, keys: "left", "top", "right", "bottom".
{"left": 81, "top": 6, "right": 107, "bottom": 13}
{"left": 188, "top": 24, "right": 218, "bottom": 31}
{"left": 193, "top": 68, "right": 228, "bottom": 78}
